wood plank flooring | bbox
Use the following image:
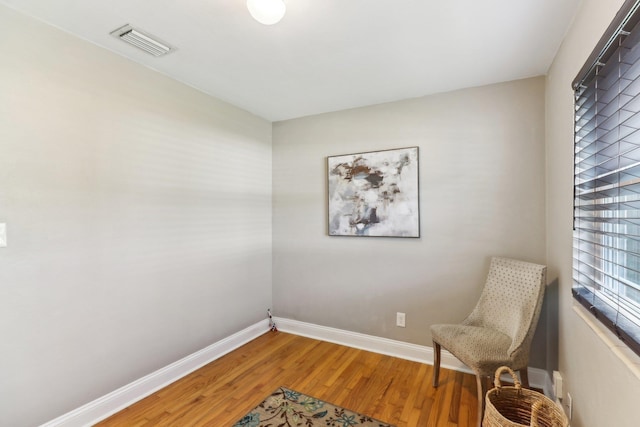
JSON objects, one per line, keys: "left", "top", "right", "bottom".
{"left": 95, "top": 331, "right": 479, "bottom": 426}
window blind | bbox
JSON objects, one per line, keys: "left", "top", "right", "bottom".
{"left": 573, "top": 0, "right": 640, "bottom": 358}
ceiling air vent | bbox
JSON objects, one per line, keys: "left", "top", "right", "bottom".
{"left": 110, "top": 24, "right": 174, "bottom": 57}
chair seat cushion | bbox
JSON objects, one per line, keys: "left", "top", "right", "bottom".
{"left": 431, "top": 323, "right": 516, "bottom": 375}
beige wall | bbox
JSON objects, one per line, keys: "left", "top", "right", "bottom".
{"left": 546, "top": 0, "right": 640, "bottom": 426}
{"left": 272, "top": 77, "right": 548, "bottom": 363}
{"left": 0, "top": 6, "right": 272, "bottom": 426}
{"left": 9, "top": 0, "right": 640, "bottom": 425}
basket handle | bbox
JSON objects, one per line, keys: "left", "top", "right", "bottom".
{"left": 530, "top": 400, "right": 544, "bottom": 427}
{"left": 530, "top": 400, "right": 564, "bottom": 427}
{"left": 493, "top": 366, "right": 521, "bottom": 391}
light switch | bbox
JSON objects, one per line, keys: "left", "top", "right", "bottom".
{"left": 0, "top": 223, "right": 6, "bottom": 247}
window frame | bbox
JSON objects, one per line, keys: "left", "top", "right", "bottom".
{"left": 572, "top": 0, "right": 640, "bottom": 359}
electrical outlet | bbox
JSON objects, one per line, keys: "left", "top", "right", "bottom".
{"left": 0, "top": 223, "right": 6, "bottom": 247}
{"left": 566, "top": 392, "right": 573, "bottom": 420}
{"left": 396, "top": 312, "right": 406, "bottom": 327}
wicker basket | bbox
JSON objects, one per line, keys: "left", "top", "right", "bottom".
{"left": 483, "top": 366, "right": 569, "bottom": 427}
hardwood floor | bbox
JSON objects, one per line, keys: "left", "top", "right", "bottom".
{"left": 95, "top": 331, "right": 479, "bottom": 426}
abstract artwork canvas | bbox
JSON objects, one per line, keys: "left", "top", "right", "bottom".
{"left": 327, "top": 147, "right": 419, "bottom": 237}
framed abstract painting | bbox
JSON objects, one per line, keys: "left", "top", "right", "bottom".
{"left": 327, "top": 146, "right": 420, "bottom": 237}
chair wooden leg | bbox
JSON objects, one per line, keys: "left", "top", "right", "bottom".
{"left": 432, "top": 341, "right": 441, "bottom": 387}
{"left": 519, "top": 368, "right": 529, "bottom": 389}
{"left": 475, "top": 374, "right": 489, "bottom": 427}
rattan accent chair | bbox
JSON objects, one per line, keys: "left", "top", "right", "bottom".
{"left": 430, "top": 257, "right": 547, "bottom": 427}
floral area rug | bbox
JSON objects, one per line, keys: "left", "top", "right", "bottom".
{"left": 232, "top": 386, "right": 395, "bottom": 427}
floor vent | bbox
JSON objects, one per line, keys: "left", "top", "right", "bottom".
{"left": 110, "top": 24, "right": 174, "bottom": 57}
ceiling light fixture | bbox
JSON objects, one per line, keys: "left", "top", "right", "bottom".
{"left": 247, "top": 0, "right": 286, "bottom": 25}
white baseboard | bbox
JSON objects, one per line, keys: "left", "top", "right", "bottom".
{"left": 274, "top": 317, "right": 553, "bottom": 396}
{"left": 40, "top": 320, "right": 270, "bottom": 427}
{"left": 274, "top": 317, "right": 459, "bottom": 366}
{"left": 41, "top": 317, "right": 553, "bottom": 426}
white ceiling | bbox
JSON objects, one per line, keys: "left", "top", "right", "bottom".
{"left": 0, "top": 0, "right": 583, "bottom": 121}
